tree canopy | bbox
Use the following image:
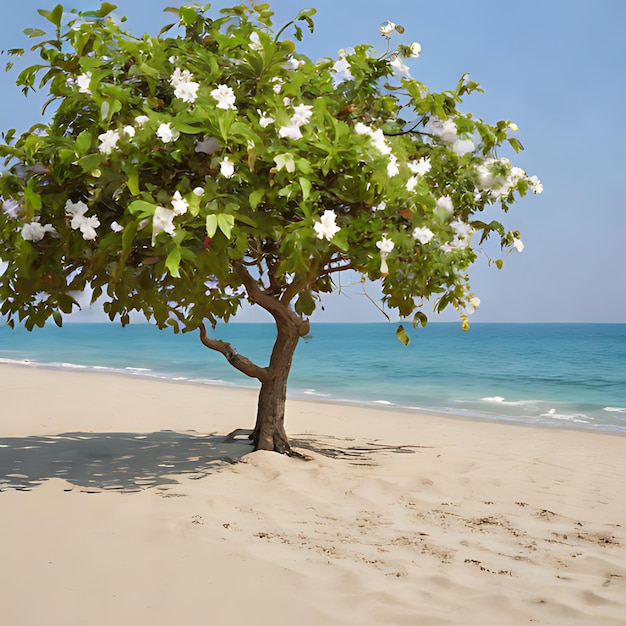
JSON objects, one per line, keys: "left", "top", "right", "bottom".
{"left": 0, "top": 2, "right": 542, "bottom": 334}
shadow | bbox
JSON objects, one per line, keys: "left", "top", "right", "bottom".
{"left": 0, "top": 430, "right": 254, "bottom": 493}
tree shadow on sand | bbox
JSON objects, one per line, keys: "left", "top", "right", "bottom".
{"left": 0, "top": 430, "right": 254, "bottom": 493}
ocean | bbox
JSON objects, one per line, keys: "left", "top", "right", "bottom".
{"left": 1, "top": 322, "right": 625, "bottom": 434}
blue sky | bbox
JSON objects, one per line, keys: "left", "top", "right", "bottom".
{"left": 1, "top": 1, "right": 624, "bottom": 323}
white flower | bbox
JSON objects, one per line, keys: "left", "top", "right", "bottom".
{"left": 174, "top": 80, "right": 200, "bottom": 104}
{"left": 332, "top": 56, "right": 353, "bottom": 85}
{"left": 21, "top": 222, "right": 56, "bottom": 242}
{"left": 211, "top": 84, "right": 236, "bottom": 110}
{"left": 373, "top": 200, "right": 386, "bottom": 212}
{"left": 98, "top": 130, "right": 120, "bottom": 155}
{"left": 409, "top": 42, "right": 421, "bottom": 58}
{"left": 408, "top": 157, "right": 431, "bottom": 176}
{"left": 279, "top": 123, "right": 303, "bottom": 140}
{"left": 193, "top": 187, "right": 205, "bottom": 197}
{"left": 274, "top": 153, "right": 296, "bottom": 173}
{"left": 169, "top": 67, "right": 193, "bottom": 87}
{"left": 387, "top": 154, "right": 400, "bottom": 177}
{"left": 369, "top": 128, "right": 391, "bottom": 155}
{"left": 286, "top": 57, "right": 302, "bottom": 70}
{"left": 413, "top": 226, "right": 434, "bottom": 244}
{"left": 111, "top": 221, "right": 124, "bottom": 232}
{"left": 425, "top": 117, "right": 457, "bottom": 143}
{"left": 513, "top": 238, "right": 525, "bottom": 252}
{"left": 436, "top": 196, "right": 454, "bottom": 215}
{"left": 380, "top": 20, "right": 396, "bottom": 36}
{"left": 406, "top": 176, "right": 418, "bottom": 192}
{"left": 451, "top": 220, "right": 472, "bottom": 240}
{"left": 283, "top": 96, "right": 292, "bottom": 107}
{"left": 468, "top": 296, "right": 481, "bottom": 310}
{"left": 272, "top": 78, "right": 283, "bottom": 94}
{"left": 122, "top": 125, "right": 136, "bottom": 138}
{"left": 2, "top": 198, "right": 22, "bottom": 218}
{"left": 135, "top": 115, "right": 149, "bottom": 126}
{"left": 453, "top": 138, "right": 475, "bottom": 156}
{"left": 220, "top": 156, "right": 235, "bottom": 178}
{"left": 313, "top": 210, "right": 340, "bottom": 241}
{"left": 156, "top": 123, "right": 175, "bottom": 143}
{"left": 508, "top": 122, "right": 519, "bottom": 131}
{"left": 65, "top": 199, "right": 89, "bottom": 228}
{"left": 257, "top": 110, "right": 275, "bottom": 128}
{"left": 390, "top": 56, "right": 411, "bottom": 78}
{"left": 376, "top": 237, "right": 394, "bottom": 275}
{"left": 291, "top": 104, "right": 313, "bottom": 126}
{"left": 439, "top": 119, "right": 458, "bottom": 143}
{"left": 171, "top": 190, "right": 189, "bottom": 215}
{"left": 76, "top": 72, "right": 92, "bottom": 94}
{"left": 152, "top": 206, "right": 176, "bottom": 242}
{"left": 249, "top": 32, "right": 263, "bottom": 51}
{"left": 529, "top": 175, "right": 543, "bottom": 194}
{"left": 376, "top": 237, "right": 394, "bottom": 254}
{"left": 78, "top": 215, "right": 100, "bottom": 240}
{"left": 355, "top": 122, "right": 371, "bottom": 135}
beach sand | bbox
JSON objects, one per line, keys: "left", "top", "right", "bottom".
{"left": 1, "top": 364, "right": 625, "bottom": 625}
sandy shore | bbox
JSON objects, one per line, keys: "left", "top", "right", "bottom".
{"left": 1, "top": 364, "right": 625, "bottom": 625}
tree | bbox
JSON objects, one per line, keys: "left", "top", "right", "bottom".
{"left": 0, "top": 3, "right": 542, "bottom": 452}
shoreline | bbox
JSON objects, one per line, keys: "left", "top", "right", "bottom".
{"left": 2, "top": 359, "right": 626, "bottom": 438}
{"left": 2, "top": 364, "right": 626, "bottom": 624}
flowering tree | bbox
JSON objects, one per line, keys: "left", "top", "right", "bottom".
{"left": 0, "top": 4, "right": 541, "bottom": 452}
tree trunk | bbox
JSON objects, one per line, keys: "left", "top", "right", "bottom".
{"left": 252, "top": 314, "right": 308, "bottom": 453}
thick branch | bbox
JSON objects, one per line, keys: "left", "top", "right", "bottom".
{"left": 234, "top": 262, "right": 300, "bottom": 328}
{"left": 199, "top": 322, "right": 269, "bottom": 382}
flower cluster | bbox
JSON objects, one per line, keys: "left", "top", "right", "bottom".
{"left": 476, "top": 158, "right": 543, "bottom": 198}
{"left": 65, "top": 199, "right": 100, "bottom": 240}
{"left": 170, "top": 67, "right": 200, "bottom": 104}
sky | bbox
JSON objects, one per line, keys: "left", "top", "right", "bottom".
{"left": 0, "top": 0, "right": 625, "bottom": 323}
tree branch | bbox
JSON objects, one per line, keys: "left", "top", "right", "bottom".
{"left": 199, "top": 322, "right": 270, "bottom": 382}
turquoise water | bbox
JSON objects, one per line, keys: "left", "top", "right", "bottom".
{"left": 1, "top": 322, "right": 625, "bottom": 433}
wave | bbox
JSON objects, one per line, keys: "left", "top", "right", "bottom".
{"left": 480, "top": 396, "right": 542, "bottom": 406}
{"left": 604, "top": 406, "right": 626, "bottom": 413}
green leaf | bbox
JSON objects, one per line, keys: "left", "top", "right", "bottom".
{"left": 172, "top": 121, "right": 204, "bottom": 134}
{"left": 206, "top": 214, "right": 218, "bottom": 238}
{"left": 295, "top": 291, "right": 316, "bottom": 316}
{"left": 128, "top": 200, "right": 157, "bottom": 216}
{"left": 299, "top": 176, "right": 311, "bottom": 202}
{"left": 124, "top": 162, "right": 140, "bottom": 196}
{"left": 412, "top": 311, "right": 428, "bottom": 328}
{"left": 396, "top": 324, "right": 410, "bottom": 346}
{"left": 37, "top": 4, "right": 63, "bottom": 27}
{"left": 331, "top": 230, "right": 349, "bottom": 252}
{"left": 76, "top": 153, "right": 103, "bottom": 174}
{"left": 52, "top": 310, "right": 63, "bottom": 328}
{"left": 23, "top": 28, "right": 46, "bottom": 38}
{"left": 165, "top": 247, "right": 182, "bottom": 278}
{"left": 495, "top": 259, "right": 504, "bottom": 270}
{"left": 234, "top": 214, "right": 257, "bottom": 228}
{"left": 249, "top": 188, "right": 264, "bottom": 210}
{"left": 75, "top": 129, "right": 92, "bottom": 154}
{"left": 217, "top": 213, "right": 235, "bottom": 239}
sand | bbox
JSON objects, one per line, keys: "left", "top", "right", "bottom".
{"left": 1, "top": 363, "right": 625, "bottom": 625}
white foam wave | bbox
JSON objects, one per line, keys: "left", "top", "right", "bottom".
{"left": 540, "top": 408, "right": 591, "bottom": 424}
{"left": 603, "top": 406, "right": 626, "bottom": 413}
{"left": 373, "top": 400, "right": 395, "bottom": 406}
{"left": 480, "top": 396, "right": 540, "bottom": 406}
{"left": 303, "top": 389, "right": 331, "bottom": 397}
